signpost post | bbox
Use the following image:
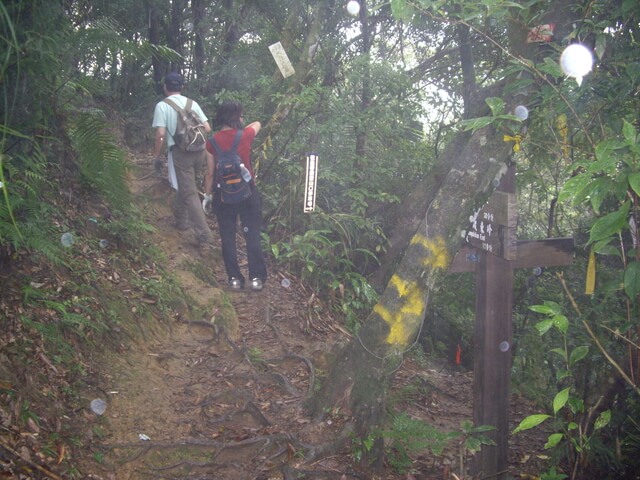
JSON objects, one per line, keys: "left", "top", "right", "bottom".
{"left": 448, "top": 165, "right": 574, "bottom": 479}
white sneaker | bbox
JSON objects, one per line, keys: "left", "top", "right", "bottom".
{"left": 249, "top": 278, "right": 263, "bottom": 291}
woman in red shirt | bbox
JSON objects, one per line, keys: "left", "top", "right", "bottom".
{"left": 203, "top": 101, "right": 267, "bottom": 291}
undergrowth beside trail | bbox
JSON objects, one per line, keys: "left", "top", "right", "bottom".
{"left": 0, "top": 162, "right": 232, "bottom": 478}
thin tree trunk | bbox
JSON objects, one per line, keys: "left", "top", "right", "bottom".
{"left": 144, "top": 0, "right": 163, "bottom": 94}
{"left": 456, "top": 21, "right": 477, "bottom": 119}
{"left": 256, "top": 1, "right": 325, "bottom": 169}
{"left": 354, "top": 0, "right": 371, "bottom": 170}
{"left": 169, "top": 0, "right": 185, "bottom": 72}
{"left": 192, "top": 0, "right": 206, "bottom": 81}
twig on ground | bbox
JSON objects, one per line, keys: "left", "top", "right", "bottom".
{"left": 0, "top": 441, "right": 66, "bottom": 480}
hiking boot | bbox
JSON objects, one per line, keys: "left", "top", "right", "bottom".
{"left": 249, "top": 278, "right": 263, "bottom": 292}
{"left": 229, "top": 278, "right": 243, "bottom": 290}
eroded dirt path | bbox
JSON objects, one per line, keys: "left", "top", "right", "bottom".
{"left": 82, "top": 157, "right": 363, "bottom": 479}
{"left": 78, "top": 155, "right": 548, "bottom": 480}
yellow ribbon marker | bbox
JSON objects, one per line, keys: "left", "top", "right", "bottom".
{"left": 585, "top": 248, "right": 596, "bottom": 294}
{"left": 556, "top": 114, "right": 569, "bottom": 159}
{"left": 503, "top": 134, "right": 522, "bottom": 153}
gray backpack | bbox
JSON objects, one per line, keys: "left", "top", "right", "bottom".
{"left": 163, "top": 98, "right": 206, "bottom": 152}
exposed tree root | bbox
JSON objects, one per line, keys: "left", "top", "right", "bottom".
{"left": 260, "top": 371, "right": 301, "bottom": 396}
{"left": 99, "top": 423, "right": 361, "bottom": 477}
{"left": 285, "top": 353, "right": 316, "bottom": 397}
{"left": 104, "top": 433, "right": 285, "bottom": 461}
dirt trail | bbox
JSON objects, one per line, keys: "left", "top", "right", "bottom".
{"left": 82, "top": 156, "right": 360, "bottom": 480}
{"left": 78, "top": 154, "right": 547, "bottom": 479}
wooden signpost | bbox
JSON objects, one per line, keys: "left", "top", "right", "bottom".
{"left": 448, "top": 165, "right": 574, "bottom": 479}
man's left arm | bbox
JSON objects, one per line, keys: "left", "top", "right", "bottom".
{"left": 153, "top": 126, "right": 166, "bottom": 159}
{"left": 153, "top": 126, "right": 166, "bottom": 174}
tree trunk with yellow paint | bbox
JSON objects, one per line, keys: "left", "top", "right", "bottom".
{"left": 308, "top": 122, "right": 514, "bottom": 467}
{"left": 306, "top": 0, "right": 580, "bottom": 472}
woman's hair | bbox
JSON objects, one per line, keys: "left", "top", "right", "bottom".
{"left": 215, "top": 100, "right": 243, "bottom": 129}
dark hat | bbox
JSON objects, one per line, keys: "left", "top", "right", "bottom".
{"left": 164, "top": 72, "right": 183, "bottom": 91}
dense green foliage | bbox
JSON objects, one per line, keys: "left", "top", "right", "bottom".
{"left": 1, "top": 0, "right": 640, "bottom": 477}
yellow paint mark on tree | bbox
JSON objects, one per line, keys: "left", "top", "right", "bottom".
{"left": 373, "top": 237, "right": 450, "bottom": 347}
{"left": 410, "top": 235, "right": 450, "bottom": 270}
{"left": 374, "top": 274, "right": 425, "bottom": 347}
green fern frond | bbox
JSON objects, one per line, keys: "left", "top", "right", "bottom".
{"left": 145, "top": 43, "right": 183, "bottom": 63}
{"left": 0, "top": 142, "right": 51, "bottom": 246}
{"left": 69, "top": 109, "right": 131, "bottom": 212}
{"left": 0, "top": 206, "right": 68, "bottom": 266}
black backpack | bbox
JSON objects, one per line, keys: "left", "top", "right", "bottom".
{"left": 163, "top": 98, "right": 207, "bottom": 152}
{"left": 209, "top": 129, "right": 252, "bottom": 204}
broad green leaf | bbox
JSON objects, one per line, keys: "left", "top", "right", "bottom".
{"left": 544, "top": 433, "right": 564, "bottom": 449}
{"left": 460, "top": 116, "right": 495, "bottom": 131}
{"left": 513, "top": 414, "right": 551, "bottom": 433}
{"left": 504, "top": 77, "right": 535, "bottom": 95}
{"left": 459, "top": 419, "right": 474, "bottom": 433}
{"left": 595, "top": 138, "right": 626, "bottom": 164}
{"left": 588, "top": 177, "right": 617, "bottom": 213}
{"left": 588, "top": 202, "right": 630, "bottom": 244}
{"left": 470, "top": 424, "right": 496, "bottom": 433}
{"left": 568, "top": 397, "right": 585, "bottom": 414}
{"left": 569, "top": 345, "right": 589, "bottom": 365}
{"left": 538, "top": 57, "right": 562, "bottom": 77}
{"left": 485, "top": 97, "right": 505, "bottom": 116}
{"left": 628, "top": 172, "right": 640, "bottom": 197}
{"left": 535, "top": 319, "right": 553, "bottom": 335}
{"left": 497, "top": 114, "right": 522, "bottom": 122}
{"left": 465, "top": 437, "right": 482, "bottom": 452}
{"left": 593, "top": 240, "right": 620, "bottom": 257}
{"left": 624, "top": 261, "right": 640, "bottom": 299}
{"left": 622, "top": 119, "right": 637, "bottom": 145}
{"left": 553, "top": 314, "right": 569, "bottom": 334}
{"left": 556, "top": 369, "right": 570, "bottom": 381}
{"left": 594, "top": 410, "right": 611, "bottom": 430}
{"left": 529, "top": 304, "right": 555, "bottom": 314}
{"left": 558, "top": 174, "right": 592, "bottom": 204}
{"left": 553, "top": 387, "right": 570, "bottom": 414}
{"left": 529, "top": 301, "right": 562, "bottom": 315}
